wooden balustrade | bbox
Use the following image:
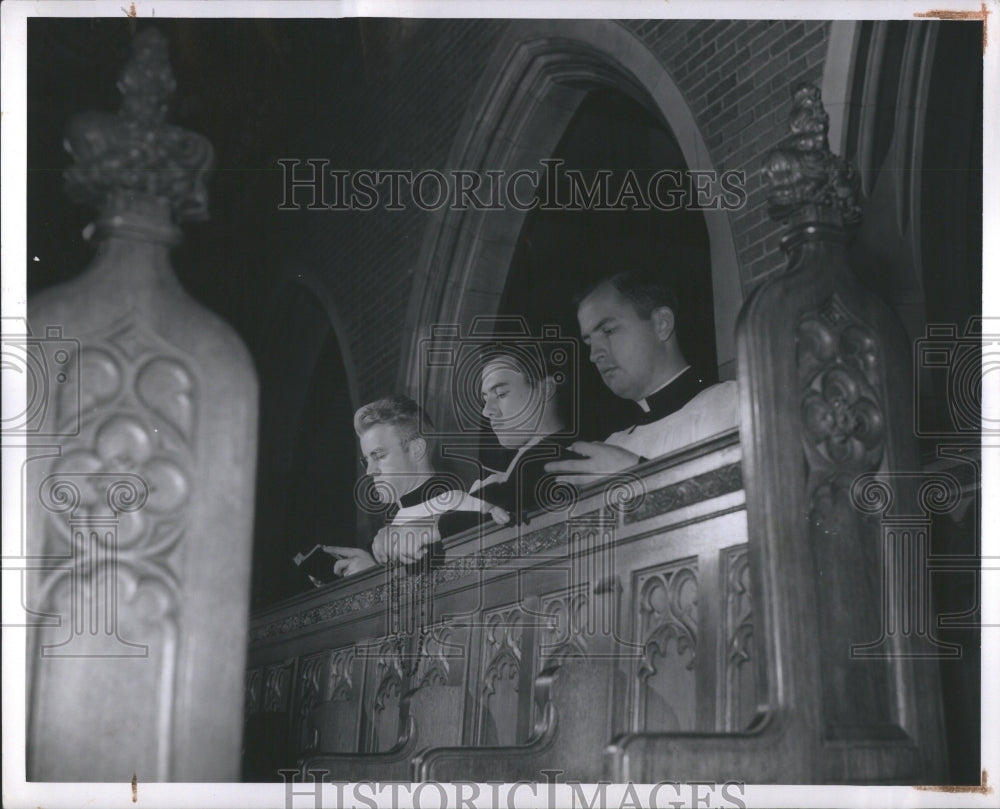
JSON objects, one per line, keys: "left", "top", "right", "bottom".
{"left": 244, "top": 431, "right": 750, "bottom": 781}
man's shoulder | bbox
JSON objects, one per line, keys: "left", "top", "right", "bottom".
{"left": 603, "top": 380, "right": 739, "bottom": 455}
{"left": 686, "top": 379, "right": 738, "bottom": 410}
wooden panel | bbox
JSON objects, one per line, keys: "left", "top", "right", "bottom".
{"left": 720, "top": 545, "right": 756, "bottom": 732}
{"left": 633, "top": 558, "right": 699, "bottom": 732}
{"left": 477, "top": 603, "right": 532, "bottom": 746}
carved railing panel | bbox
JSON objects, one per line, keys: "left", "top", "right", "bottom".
{"left": 720, "top": 544, "right": 755, "bottom": 732}
{"left": 262, "top": 659, "right": 294, "bottom": 714}
{"left": 364, "top": 634, "right": 407, "bottom": 752}
{"left": 245, "top": 667, "right": 263, "bottom": 719}
{"left": 634, "top": 559, "right": 699, "bottom": 732}
{"left": 289, "top": 645, "right": 361, "bottom": 756}
{"left": 477, "top": 604, "right": 528, "bottom": 746}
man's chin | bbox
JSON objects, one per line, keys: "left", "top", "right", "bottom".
{"left": 494, "top": 433, "right": 527, "bottom": 449}
{"left": 603, "top": 380, "right": 636, "bottom": 400}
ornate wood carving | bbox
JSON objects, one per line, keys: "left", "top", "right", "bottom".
{"left": 251, "top": 491, "right": 727, "bottom": 644}
{"left": 623, "top": 462, "right": 742, "bottom": 524}
{"left": 327, "top": 646, "right": 356, "bottom": 702}
{"left": 371, "top": 635, "right": 407, "bottom": 715}
{"left": 538, "top": 587, "right": 590, "bottom": 669}
{"left": 636, "top": 562, "right": 699, "bottom": 678}
{"left": 634, "top": 560, "right": 699, "bottom": 732}
{"left": 481, "top": 608, "right": 523, "bottom": 698}
{"left": 721, "top": 545, "right": 755, "bottom": 732}
{"left": 27, "top": 28, "right": 257, "bottom": 782}
{"left": 478, "top": 605, "right": 525, "bottom": 746}
{"left": 798, "top": 298, "right": 885, "bottom": 500}
{"left": 414, "top": 622, "right": 457, "bottom": 688}
{"left": 262, "top": 660, "right": 294, "bottom": 713}
{"left": 245, "top": 668, "right": 262, "bottom": 718}
{"left": 63, "top": 29, "right": 213, "bottom": 223}
{"left": 297, "top": 654, "right": 325, "bottom": 719}
{"left": 762, "top": 83, "right": 861, "bottom": 227}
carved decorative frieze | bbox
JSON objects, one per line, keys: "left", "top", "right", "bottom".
{"left": 624, "top": 463, "right": 743, "bottom": 524}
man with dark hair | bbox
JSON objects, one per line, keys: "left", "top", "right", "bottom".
{"left": 471, "top": 343, "right": 580, "bottom": 520}
{"left": 323, "top": 395, "right": 508, "bottom": 575}
{"left": 547, "top": 270, "right": 738, "bottom": 479}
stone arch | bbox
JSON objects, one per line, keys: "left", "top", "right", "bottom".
{"left": 251, "top": 267, "right": 363, "bottom": 604}
{"left": 399, "top": 20, "right": 744, "bottom": 426}
{"left": 276, "top": 265, "right": 362, "bottom": 415}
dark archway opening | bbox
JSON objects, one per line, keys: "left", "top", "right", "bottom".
{"left": 497, "top": 88, "right": 717, "bottom": 445}
{"left": 251, "top": 285, "right": 358, "bottom": 607}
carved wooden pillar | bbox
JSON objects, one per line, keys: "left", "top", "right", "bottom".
{"left": 26, "top": 29, "right": 258, "bottom": 781}
{"left": 735, "top": 83, "right": 946, "bottom": 780}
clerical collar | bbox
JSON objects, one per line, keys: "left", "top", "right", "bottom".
{"left": 399, "top": 474, "right": 450, "bottom": 508}
{"left": 633, "top": 366, "right": 706, "bottom": 426}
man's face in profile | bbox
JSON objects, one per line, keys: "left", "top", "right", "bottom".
{"left": 359, "top": 424, "right": 420, "bottom": 501}
{"left": 480, "top": 358, "right": 543, "bottom": 449}
{"left": 577, "top": 282, "right": 664, "bottom": 401}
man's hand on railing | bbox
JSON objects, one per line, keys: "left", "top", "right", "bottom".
{"left": 322, "top": 546, "right": 379, "bottom": 577}
{"left": 371, "top": 522, "right": 440, "bottom": 565}
{"left": 544, "top": 441, "right": 642, "bottom": 485}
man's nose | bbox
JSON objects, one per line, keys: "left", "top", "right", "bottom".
{"left": 589, "top": 340, "right": 606, "bottom": 363}
{"left": 482, "top": 398, "right": 499, "bottom": 419}
{"left": 366, "top": 457, "right": 380, "bottom": 474}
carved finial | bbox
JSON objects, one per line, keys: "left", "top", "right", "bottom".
{"left": 762, "top": 83, "right": 861, "bottom": 227}
{"left": 116, "top": 27, "right": 177, "bottom": 128}
{"left": 63, "top": 28, "right": 214, "bottom": 225}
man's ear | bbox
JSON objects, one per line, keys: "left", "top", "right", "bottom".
{"left": 650, "top": 306, "right": 675, "bottom": 342}
{"left": 407, "top": 436, "right": 428, "bottom": 462}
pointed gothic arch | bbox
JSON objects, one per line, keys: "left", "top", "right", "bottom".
{"left": 399, "top": 20, "right": 744, "bottom": 431}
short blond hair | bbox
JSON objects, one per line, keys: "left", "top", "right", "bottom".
{"left": 353, "top": 395, "right": 425, "bottom": 444}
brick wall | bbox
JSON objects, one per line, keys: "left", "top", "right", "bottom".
{"left": 624, "top": 19, "right": 829, "bottom": 287}
{"left": 282, "top": 19, "right": 830, "bottom": 402}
